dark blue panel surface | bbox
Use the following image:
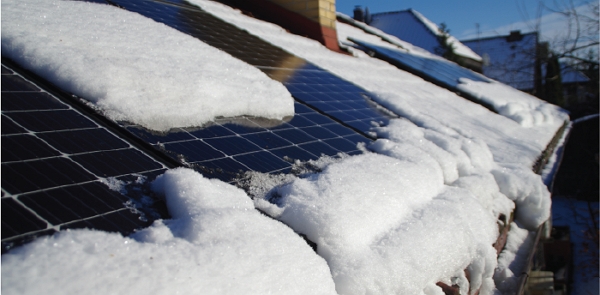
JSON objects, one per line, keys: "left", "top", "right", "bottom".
{"left": 1, "top": 62, "right": 169, "bottom": 252}
{"left": 1, "top": 198, "right": 48, "bottom": 239}
{"left": 19, "top": 182, "right": 129, "bottom": 225}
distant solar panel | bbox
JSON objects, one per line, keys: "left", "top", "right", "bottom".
{"left": 348, "top": 38, "right": 489, "bottom": 89}
{"left": 1, "top": 64, "right": 169, "bottom": 252}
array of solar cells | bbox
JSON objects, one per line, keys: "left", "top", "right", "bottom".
{"left": 2, "top": 0, "right": 403, "bottom": 251}
{"left": 348, "top": 38, "right": 489, "bottom": 89}
{"left": 1, "top": 63, "right": 169, "bottom": 252}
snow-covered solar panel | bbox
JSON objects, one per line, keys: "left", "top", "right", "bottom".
{"left": 109, "top": 0, "right": 393, "bottom": 135}
{"left": 2, "top": 0, "right": 399, "bottom": 249}
{"left": 1, "top": 64, "right": 169, "bottom": 252}
{"left": 349, "top": 38, "right": 489, "bottom": 90}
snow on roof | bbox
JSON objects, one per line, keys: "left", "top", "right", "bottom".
{"left": 1, "top": 0, "right": 294, "bottom": 132}
{"left": 1, "top": 0, "right": 569, "bottom": 294}
{"left": 190, "top": 0, "right": 567, "bottom": 164}
{"left": 264, "top": 152, "right": 500, "bottom": 294}
{"left": 2, "top": 168, "right": 338, "bottom": 294}
{"left": 369, "top": 9, "right": 483, "bottom": 62}
{"left": 555, "top": 65, "right": 590, "bottom": 84}
{"left": 336, "top": 17, "right": 568, "bottom": 128}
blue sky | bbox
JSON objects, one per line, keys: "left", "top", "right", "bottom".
{"left": 336, "top": 0, "right": 596, "bottom": 41}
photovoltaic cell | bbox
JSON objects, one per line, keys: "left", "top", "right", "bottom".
{"left": 1, "top": 62, "right": 169, "bottom": 252}
{"left": 348, "top": 38, "right": 489, "bottom": 90}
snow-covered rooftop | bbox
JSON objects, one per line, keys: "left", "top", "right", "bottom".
{"left": 368, "top": 9, "right": 483, "bottom": 62}
{"left": 1, "top": 0, "right": 571, "bottom": 294}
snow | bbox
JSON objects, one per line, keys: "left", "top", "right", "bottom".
{"left": 457, "top": 78, "right": 567, "bottom": 127}
{"left": 336, "top": 17, "right": 568, "bottom": 128}
{"left": 2, "top": 0, "right": 566, "bottom": 294}
{"left": 494, "top": 222, "right": 536, "bottom": 293}
{"left": 1, "top": 0, "right": 294, "bottom": 132}
{"left": 250, "top": 116, "right": 552, "bottom": 294}
{"left": 409, "top": 9, "right": 483, "bottom": 62}
{"left": 265, "top": 153, "right": 499, "bottom": 294}
{"left": 1, "top": 168, "right": 338, "bottom": 295}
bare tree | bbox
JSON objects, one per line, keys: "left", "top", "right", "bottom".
{"left": 541, "top": 0, "right": 599, "bottom": 67}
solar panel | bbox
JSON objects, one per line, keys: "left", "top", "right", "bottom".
{"left": 348, "top": 38, "right": 489, "bottom": 91}
{"left": 2, "top": 0, "right": 406, "bottom": 250}
{"left": 65, "top": 0, "right": 392, "bottom": 181}
{"left": 1, "top": 63, "right": 169, "bottom": 252}
{"left": 108, "top": 0, "right": 393, "bottom": 135}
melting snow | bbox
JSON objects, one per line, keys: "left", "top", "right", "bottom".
{"left": 1, "top": 0, "right": 294, "bottom": 132}
{"left": 1, "top": 168, "right": 337, "bottom": 295}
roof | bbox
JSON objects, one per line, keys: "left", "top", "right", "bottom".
{"left": 462, "top": 32, "right": 539, "bottom": 90}
{"left": 369, "top": 9, "right": 482, "bottom": 62}
{"left": 1, "top": 0, "right": 569, "bottom": 294}
{"left": 557, "top": 65, "right": 590, "bottom": 84}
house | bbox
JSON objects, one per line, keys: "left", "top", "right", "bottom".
{"left": 462, "top": 31, "right": 591, "bottom": 108}
{"left": 352, "top": 8, "right": 483, "bottom": 72}
{"left": 1, "top": 0, "right": 570, "bottom": 294}
{"left": 463, "top": 31, "right": 541, "bottom": 93}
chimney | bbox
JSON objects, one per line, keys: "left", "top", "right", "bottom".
{"left": 507, "top": 30, "right": 523, "bottom": 42}
{"left": 353, "top": 6, "right": 364, "bottom": 22}
{"left": 262, "top": 0, "right": 340, "bottom": 51}
{"left": 217, "top": 0, "right": 341, "bottom": 51}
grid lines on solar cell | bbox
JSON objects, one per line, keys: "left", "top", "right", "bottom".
{"left": 125, "top": 102, "right": 370, "bottom": 182}
{"left": 109, "top": 0, "right": 394, "bottom": 136}
{"left": 1, "top": 63, "right": 169, "bottom": 252}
